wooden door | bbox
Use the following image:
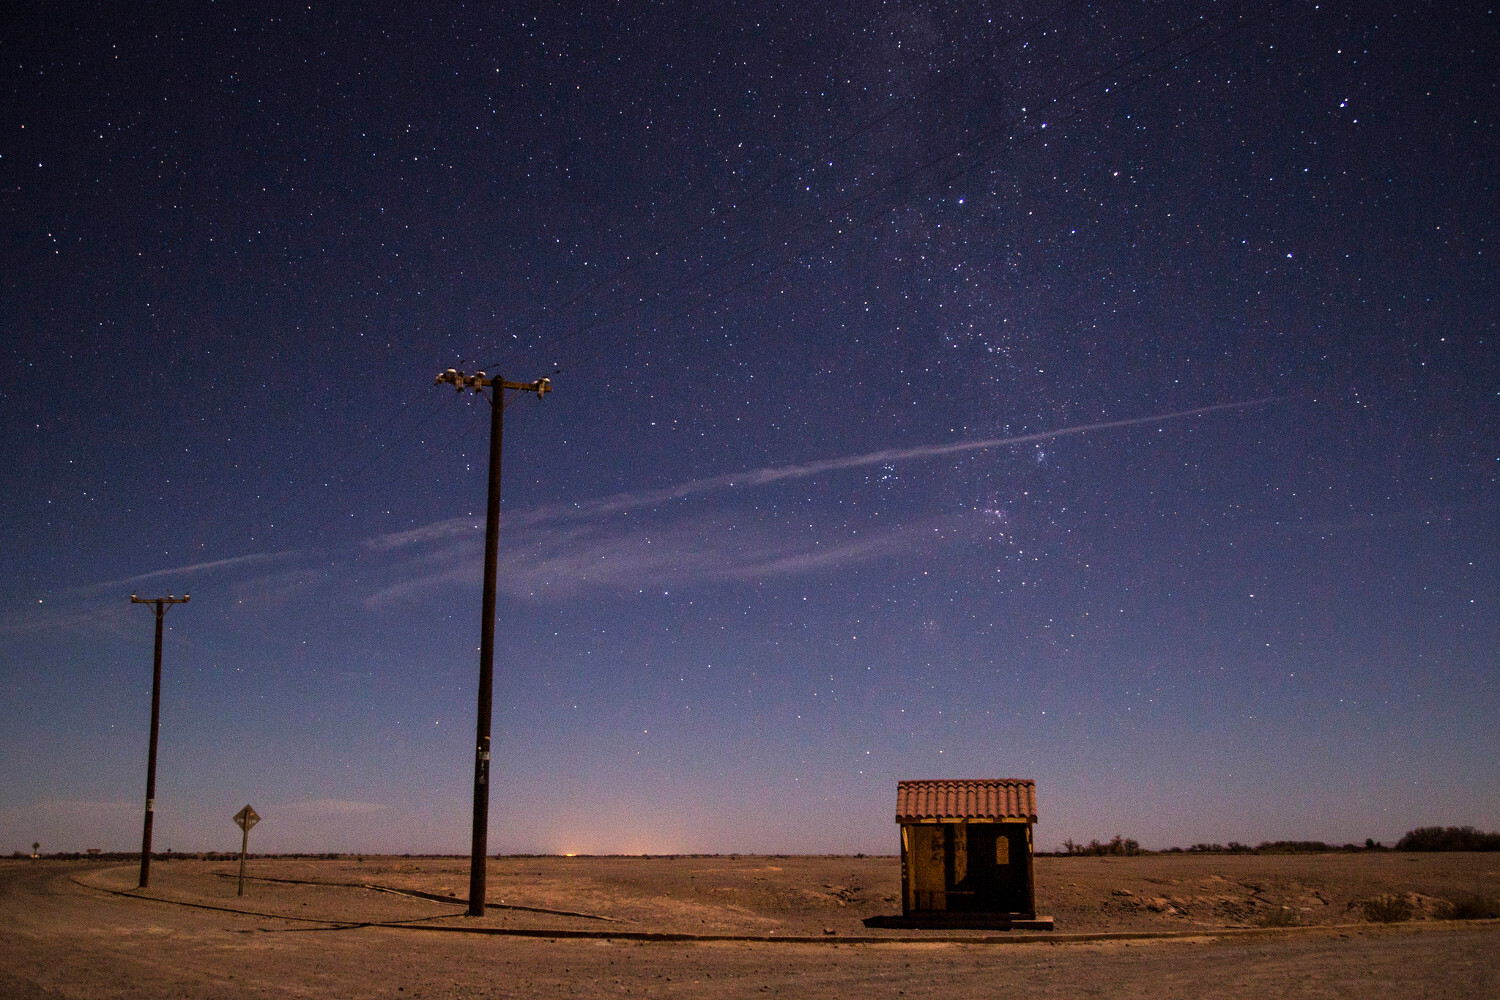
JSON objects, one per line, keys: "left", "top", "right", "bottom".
{"left": 906, "top": 824, "right": 948, "bottom": 910}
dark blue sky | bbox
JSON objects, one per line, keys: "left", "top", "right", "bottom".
{"left": 2, "top": 2, "right": 1495, "bottom": 854}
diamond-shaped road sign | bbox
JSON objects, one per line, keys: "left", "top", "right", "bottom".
{"left": 234, "top": 805, "right": 260, "bottom": 832}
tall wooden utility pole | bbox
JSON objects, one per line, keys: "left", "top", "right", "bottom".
{"left": 130, "top": 593, "right": 189, "bottom": 888}
{"left": 434, "top": 368, "right": 552, "bottom": 917}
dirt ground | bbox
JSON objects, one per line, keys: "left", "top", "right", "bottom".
{"left": 2, "top": 854, "right": 1496, "bottom": 998}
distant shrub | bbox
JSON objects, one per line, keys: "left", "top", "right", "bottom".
{"left": 1184, "top": 842, "right": 1257, "bottom": 854}
{"left": 1362, "top": 894, "right": 1413, "bottom": 923}
{"left": 1256, "top": 906, "right": 1301, "bottom": 927}
{"left": 1174, "top": 840, "right": 1394, "bottom": 855}
{"left": 1395, "top": 826, "right": 1500, "bottom": 852}
{"left": 1256, "top": 841, "right": 1332, "bottom": 854}
{"left": 1437, "top": 894, "right": 1498, "bottom": 920}
{"left": 1062, "top": 835, "right": 1142, "bottom": 857}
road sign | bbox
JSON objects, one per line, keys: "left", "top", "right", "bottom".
{"left": 234, "top": 805, "right": 260, "bottom": 832}
{"left": 234, "top": 805, "right": 260, "bottom": 896}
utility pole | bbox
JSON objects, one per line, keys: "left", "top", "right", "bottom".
{"left": 130, "top": 593, "right": 189, "bottom": 889}
{"left": 434, "top": 368, "right": 552, "bottom": 917}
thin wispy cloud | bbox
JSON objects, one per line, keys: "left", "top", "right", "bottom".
{"left": 2, "top": 551, "right": 307, "bottom": 637}
{"left": 571, "top": 399, "right": 1278, "bottom": 513}
{"left": 0, "top": 600, "right": 137, "bottom": 638}
{"left": 27, "top": 401, "right": 1269, "bottom": 617}
{"left": 93, "top": 551, "right": 298, "bottom": 591}
{"left": 364, "top": 519, "right": 480, "bottom": 552}
{"left": 366, "top": 511, "right": 964, "bottom": 605}
{"left": 228, "top": 567, "right": 329, "bottom": 609}
{"left": 368, "top": 399, "right": 1274, "bottom": 553}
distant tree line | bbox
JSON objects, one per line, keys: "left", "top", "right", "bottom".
{"left": 1050, "top": 826, "right": 1500, "bottom": 856}
{"left": 1172, "top": 840, "right": 1371, "bottom": 854}
{"left": 1061, "top": 836, "right": 1142, "bottom": 856}
{"left": 1394, "top": 826, "right": 1500, "bottom": 851}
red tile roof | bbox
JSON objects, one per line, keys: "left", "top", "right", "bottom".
{"left": 896, "top": 779, "right": 1037, "bottom": 822}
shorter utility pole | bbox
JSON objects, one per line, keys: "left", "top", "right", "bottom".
{"left": 131, "top": 593, "right": 189, "bottom": 889}
{"left": 433, "top": 367, "right": 552, "bottom": 917}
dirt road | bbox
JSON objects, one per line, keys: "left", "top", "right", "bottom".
{"left": 2, "top": 859, "right": 1496, "bottom": 998}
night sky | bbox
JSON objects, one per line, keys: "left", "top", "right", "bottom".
{"left": 2, "top": 3, "right": 1495, "bottom": 856}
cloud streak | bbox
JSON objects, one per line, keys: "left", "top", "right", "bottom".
{"left": 93, "top": 551, "right": 298, "bottom": 591}
{"left": 588, "top": 398, "right": 1279, "bottom": 509}
{"left": 368, "top": 398, "right": 1276, "bottom": 553}
{"left": 0, "top": 600, "right": 136, "bottom": 638}
{"left": 366, "top": 512, "right": 965, "bottom": 605}
{"left": 27, "top": 400, "right": 1271, "bottom": 616}
{"left": 2, "top": 554, "right": 311, "bottom": 637}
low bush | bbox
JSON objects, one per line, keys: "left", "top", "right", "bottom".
{"left": 1362, "top": 894, "right": 1413, "bottom": 923}
{"left": 1437, "top": 894, "right": 1498, "bottom": 920}
{"left": 1256, "top": 906, "right": 1301, "bottom": 927}
{"left": 1184, "top": 842, "right": 1257, "bottom": 854}
{"left": 1255, "top": 841, "right": 1330, "bottom": 854}
{"left": 1062, "top": 836, "right": 1141, "bottom": 857}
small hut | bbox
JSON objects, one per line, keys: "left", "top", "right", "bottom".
{"left": 897, "top": 778, "right": 1037, "bottom": 920}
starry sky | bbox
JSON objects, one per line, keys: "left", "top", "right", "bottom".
{"left": 2, "top": 2, "right": 1495, "bottom": 856}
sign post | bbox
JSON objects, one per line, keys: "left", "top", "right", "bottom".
{"left": 233, "top": 805, "right": 260, "bottom": 897}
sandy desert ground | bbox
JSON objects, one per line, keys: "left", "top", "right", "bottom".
{"left": 1, "top": 853, "right": 1496, "bottom": 998}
